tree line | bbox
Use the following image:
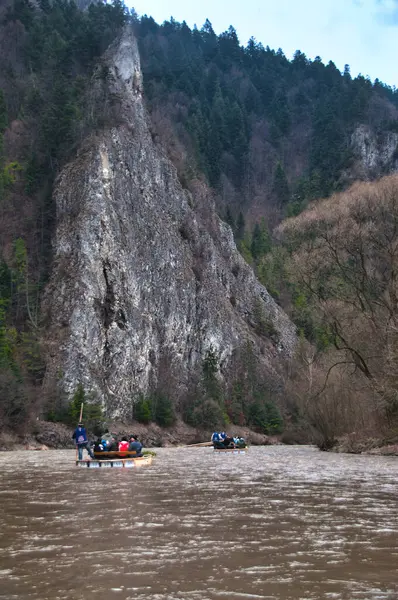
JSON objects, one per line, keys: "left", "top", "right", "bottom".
{"left": 135, "top": 14, "right": 398, "bottom": 220}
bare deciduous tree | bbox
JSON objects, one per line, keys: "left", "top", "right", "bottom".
{"left": 280, "top": 175, "right": 398, "bottom": 438}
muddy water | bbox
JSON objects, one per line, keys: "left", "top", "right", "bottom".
{"left": 0, "top": 446, "right": 397, "bottom": 600}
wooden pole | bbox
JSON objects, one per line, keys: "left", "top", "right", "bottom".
{"left": 184, "top": 441, "right": 213, "bottom": 447}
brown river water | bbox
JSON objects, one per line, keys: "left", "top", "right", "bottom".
{"left": 0, "top": 446, "right": 397, "bottom": 600}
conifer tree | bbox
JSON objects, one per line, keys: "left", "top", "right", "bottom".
{"left": 236, "top": 212, "right": 245, "bottom": 241}
{"left": 272, "top": 162, "right": 290, "bottom": 204}
{"left": 0, "top": 91, "right": 7, "bottom": 134}
{"left": 251, "top": 219, "right": 271, "bottom": 261}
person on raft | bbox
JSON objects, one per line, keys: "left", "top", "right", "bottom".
{"left": 129, "top": 435, "right": 143, "bottom": 456}
{"left": 93, "top": 438, "right": 104, "bottom": 452}
{"left": 211, "top": 431, "right": 235, "bottom": 449}
{"left": 72, "top": 422, "right": 94, "bottom": 460}
{"left": 108, "top": 436, "right": 118, "bottom": 451}
{"left": 233, "top": 436, "right": 247, "bottom": 448}
{"left": 118, "top": 437, "right": 130, "bottom": 451}
{"left": 94, "top": 433, "right": 145, "bottom": 456}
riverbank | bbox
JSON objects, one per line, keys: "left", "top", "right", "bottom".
{"left": 0, "top": 419, "right": 276, "bottom": 451}
{"left": 330, "top": 431, "right": 398, "bottom": 456}
{"left": 3, "top": 420, "right": 397, "bottom": 455}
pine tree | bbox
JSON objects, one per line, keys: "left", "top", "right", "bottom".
{"left": 134, "top": 396, "right": 152, "bottom": 423}
{"left": 264, "top": 401, "right": 283, "bottom": 434}
{"left": 153, "top": 393, "right": 175, "bottom": 426}
{"left": 0, "top": 90, "right": 7, "bottom": 134}
{"left": 269, "top": 88, "right": 290, "bottom": 136}
{"left": 272, "top": 162, "right": 290, "bottom": 204}
{"left": 225, "top": 207, "right": 235, "bottom": 231}
{"left": 236, "top": 212, "right": 245, "bottom": 241}
{"left": 251, "top": 219, "right": 271, "bottom": 260}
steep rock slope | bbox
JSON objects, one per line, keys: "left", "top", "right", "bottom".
{"left": 351, "top": 124, "right": 398, "bottom": 179}
{"left": 43, "top": 27, "right": 295, "bottom": 417}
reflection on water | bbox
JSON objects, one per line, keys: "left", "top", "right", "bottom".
{"left": 0, "top": 446, "right": 397, "bottom": 600}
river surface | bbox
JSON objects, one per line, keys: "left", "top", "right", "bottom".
{"left": 0, "top": 446, "right": 397, "bottom": 600}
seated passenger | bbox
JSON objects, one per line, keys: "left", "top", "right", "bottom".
{"left": 100, "top": 431, "right": 109, "bottom": 446}
{"left": 223, "top": 435, "right": 235, "bottom": 448}
{"left": 101, "top": 432, "right": 115, "bottom": 450}
{"left": 129, "top": 435, "right": 143, "bottom": 456}
{"left": 211, "top": 432, "right": 226, "bottom": 449}
{"left": 118, "top": 437, "right": 129, "bottom": 451}
{"left": 107, "top": 436, "right": 117, "bottom": 451}
{"left": 93, "top": 438, "right": 104, "bottom": 452}
{"left": 233, "top": 436, "right": 246, "bottom": 448}
{"left": 101, "top": 435, "right": 109, "bottom": 449}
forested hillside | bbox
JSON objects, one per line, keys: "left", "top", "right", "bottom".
{"left": 0, "top": 0, "right": 397, "bottom": 447}
{"left": 134, "top": 14, "right": 398, "bottom": 446}
{"left": 135, "top": 15, "right": 398, "bottom": 226}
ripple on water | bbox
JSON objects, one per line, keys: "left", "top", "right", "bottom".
{"left": 0, "top": 446, "right": 398, "bottom": 600}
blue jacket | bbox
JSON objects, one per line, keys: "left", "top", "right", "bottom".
{"left": 129, "top": 441, "right": 142, "bottom": 453}
{"left": 73, "top": 426, "right": 88, "bottom": 445}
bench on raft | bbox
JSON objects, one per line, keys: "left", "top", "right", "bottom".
{"left": 94, "top": 450, "right": 143, "bottom": 460}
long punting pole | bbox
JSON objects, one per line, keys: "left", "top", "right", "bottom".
{"left": 184, "top": 441, "right": 213, "bottom": 447}
{"left": 75, "top": 403, "right": 84, "bottom": 462}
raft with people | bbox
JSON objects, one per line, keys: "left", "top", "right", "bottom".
{"left": 211, "top": 432, "right": 248, "bottom": 453}
{"left": 73, "top": 425, "right": 153, "bottom": 468}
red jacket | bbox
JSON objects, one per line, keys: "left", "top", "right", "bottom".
{"left": 118, "top": 441, "right": 129, "bottom": 451}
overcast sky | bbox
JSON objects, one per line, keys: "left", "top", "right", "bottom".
{"left": 128, "top": 0, "right": 398, "bottom": 87}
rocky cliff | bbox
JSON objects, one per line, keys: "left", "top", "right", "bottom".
{"left": 42, "top": 26, "right": 296, "bottom": 418}
{"left": 351, "top": 124, "right": 398, "bottom": 179}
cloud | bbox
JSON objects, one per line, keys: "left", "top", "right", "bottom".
{"left": 375, "top": 0, "right": 398, "bottom": 24}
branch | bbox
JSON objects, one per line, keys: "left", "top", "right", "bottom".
{"left": 313, "top": 360, "right": 354, "bottom": 399}
{"left": 332, "top": 322, "right": 373, "bottom": 379}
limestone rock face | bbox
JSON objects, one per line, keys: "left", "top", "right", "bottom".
{"left": 351, "top": 124, "right": 398, "bottom": 178}
{"left": 43, "top": 27, "right": 296, "bottom": 417}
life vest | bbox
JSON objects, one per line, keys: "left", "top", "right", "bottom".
{"left": 118, "top": 441, "right": 129, "bottom": 451}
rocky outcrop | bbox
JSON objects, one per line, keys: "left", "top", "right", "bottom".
{"left": 42, "top": 26, "right": 296, "bottom": 418}
{"left": 351, "top": 124, "right": 398, "bottom": 179}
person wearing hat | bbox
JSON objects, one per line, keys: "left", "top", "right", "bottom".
{"left": 128, "top": 435, "right": 143, "bottom": 456}
{"left": 72, "top": 422, "right": 94, "bottom": 460}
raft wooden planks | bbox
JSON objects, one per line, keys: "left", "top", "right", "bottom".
{"left": 213, "top": 448, "right": 247, "bottom": 454}
{"left": 76, "top": 455, "right": 153, "bottom": 468}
